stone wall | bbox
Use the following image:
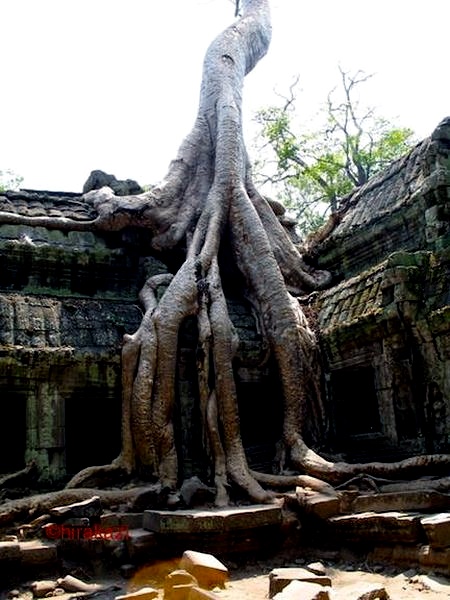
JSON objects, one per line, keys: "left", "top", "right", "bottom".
{"left": 315, "top": 120, "right": 450, "bottom": 460}
{"left": 0, "top": 198, "right": 281, "bottom": 482}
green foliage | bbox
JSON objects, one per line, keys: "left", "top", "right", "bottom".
{"left": 0, "top": 169, "right": 23, "bottom": 192}
{"left": 253, "top": 69, "right": 415, "bottom": 238}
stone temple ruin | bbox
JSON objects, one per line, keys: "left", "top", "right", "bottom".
{"left": 0, "top": 120, "right": 448, "bottom": 486}
{"left": 0, "top": 120, "right": 449, "bottom": 597}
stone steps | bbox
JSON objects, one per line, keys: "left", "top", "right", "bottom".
{"left": 297, "top": 488, "right": 450, "bottom": 576}
{"left": 140, "top": 504, "right": 283, "bottom": 559}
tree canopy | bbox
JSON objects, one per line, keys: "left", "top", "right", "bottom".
{"left": 254, "top": 68, "right": 415, "bottom": 236}
{"left": 0, "top": 169, "right": 23, "bottom": 192}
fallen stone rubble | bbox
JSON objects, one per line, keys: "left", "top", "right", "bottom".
{"left": 1, "top": 491, "right": 450, "bottom": 598}
{"left": 2, "top": 555, "right": 396, "bottom": 600}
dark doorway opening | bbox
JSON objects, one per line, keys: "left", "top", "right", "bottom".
{"left": 0, "top": 385, "right": 26, "bottom": 474}
{"left": 65, "top": 386, "right": 121, "bottom": 475}
{"left": 332, "top": 366, "right": 381, "bottom": 438}
{"left": 237, "top": 370, "right": 283, "bottom": 473}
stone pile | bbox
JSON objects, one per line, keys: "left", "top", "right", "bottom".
{"left": 296, "top": 487, "right": 450, "bottom": 576}
{"left": 268, "top": 564, "right": 389, "bottom": 599}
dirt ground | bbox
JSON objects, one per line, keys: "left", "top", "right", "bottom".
{"left": 213, "top": 563, "right": 450, "bottom": 599}
{"left": 3, "top": 552, "right": 450, "bottom": 599}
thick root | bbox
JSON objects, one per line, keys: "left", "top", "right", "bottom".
{"left": 65, "top": 461, "right": 131, "bottom": 490}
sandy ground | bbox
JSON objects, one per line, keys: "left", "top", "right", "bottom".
{"left": 2, "top": 553, "right": 450, "bottom": 599}
{"left": 213, "top": 565, "right": 450, "bottom": 599}
{"left": 119, "top": 547, "right": 450, "bottom": 599}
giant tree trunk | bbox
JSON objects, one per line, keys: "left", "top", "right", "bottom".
{"left": 1, "top": 0, "right": 450, "bottom": 508}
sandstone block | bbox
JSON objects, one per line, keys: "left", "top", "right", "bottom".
{"left": 420, "top": 512, "right": 450, "bottom": 548}
{"left": 116, "top": 587, "right": 158, "bottom": 600}
{"left": 30, "top": 580, "right": 57, "bottom": 598}
{"left": 56, "top": 575, "right": 103, "bottom": 593}
{"left": 126, "top": 528, "right": 157, "bottom": 559}
{"left": 143, "top": 505, "right": 281, "bottom": 534}
{"left": 50, "top": 495, "right": 102, "bottom": 520}
{"left": 166, "top": 584, "right": 195, "bottom": 600}
{"left": 269, "top": 567, "right": 331, "bottom": 597}
{"left": 179, "top": 550, "right": 228, "bottom": 589}
{"left": 273, "top": 580, "right": 331, "bottom": 599}
{"left": 327, "top": 511, "right": 422, "bottom": 543}
{"left": 164, "top": 569, "right": 198, "bottom": 599}
{"left": 306, "top": 561, "right": 327, "bottom": 576}
{"left": 297, "top": 490, "right": 340, "bottom": 519}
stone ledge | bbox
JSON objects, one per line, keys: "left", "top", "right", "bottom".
{"left": 143, "top": 504, "right": 281, "bottom": 534}
{"left": 327, "top": 511, "right": 423, "bottom": 543}
{"left": 348, "top": 491, "right": 450, "bottom": 514}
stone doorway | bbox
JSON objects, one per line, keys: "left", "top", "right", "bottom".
{"left": 0, "top": 383, "right": 27, "bottom": 474}
{"left": 64, "top": 386, "right": 121, "bottom": 476}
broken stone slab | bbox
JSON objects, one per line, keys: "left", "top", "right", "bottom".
{"left": 50, "top": 495, "right": 102, "bottom": 520}
{"left": 126, "top": 528, "right": 157, "bottom": 559}
{"left": 420, "top": 512, "right": 450, "bottom": 548}
{"left": 296, "top": 490, "right": 341, "bottom": 519}
{"left": 269, "top": 567, "right": 332, "bottom": 597}
{"left": 332, "top": 583, "right": 389, "bottom": 599}
{"left": 179, "top": 550, "right": 228, "bottom": 589}
{"left": 348, "top": 491, "right": 450, "bottom": 514}
{"left": 164, "top": 569, "right": 198, "bottom": 599}
{"left": 56, "top": 575, "right": 103, "bottom": 593}
{"left": 273, "top": 580, "right": 331, "bottom": 599}
{"left": 143, "top": 504, "right": 281, "bottom": 534}
{"left": 116, "top": 587, "right": 158, "bottom": 600}
{"left": 327, "top": 511, "right": 423, "bottom": 543}
{"left": 30, "top": 580, "right": 57, "bottom": 598}
{"left": 306, "top": 561, "right": 327, "bottom": 576}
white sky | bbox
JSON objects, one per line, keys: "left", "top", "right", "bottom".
{"left": 1, "top": 0, "right": 449, "bottom": 192}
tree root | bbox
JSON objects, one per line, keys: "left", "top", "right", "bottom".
{"left": 0, "top": 486, "right": 162, "bottom": 529}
